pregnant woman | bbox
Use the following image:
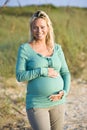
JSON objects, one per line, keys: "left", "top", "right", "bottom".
{"left": 16, "top": 10, "right": 71, "bottom": 130}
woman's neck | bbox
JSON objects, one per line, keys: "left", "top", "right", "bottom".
{"left": 35, "top": 39, "right": 46, "bottom": 46}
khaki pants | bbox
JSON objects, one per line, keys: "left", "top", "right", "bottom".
{"left": 27, "top": 104, "right": 65, "bottom": 130}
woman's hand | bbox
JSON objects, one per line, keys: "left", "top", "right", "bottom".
{"left": 48, "top": 68, "right": 58, "bottom": 78}
{"left": 49, "top": 91, "right": 64, "bottom": 101}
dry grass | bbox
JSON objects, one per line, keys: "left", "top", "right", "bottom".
{"left": 0, "top": 77, "right": 31, "bottom": 129}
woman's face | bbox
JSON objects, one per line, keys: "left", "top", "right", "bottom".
{"left": 31, "top": 18, "right": 48, "bottom": 40}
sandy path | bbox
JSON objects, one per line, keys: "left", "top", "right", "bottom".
{"left": 64, "top": 80, "right": 87, "bottom": 130}
{"left": 0, "top": 78, "right": 87, "bottom": 130}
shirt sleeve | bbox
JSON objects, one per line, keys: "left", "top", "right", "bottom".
{"left": 58, "top": 45, "right": 71, "bottom": 96}
{"left": 16, "top": 45, "right": 48, "bottom": 82}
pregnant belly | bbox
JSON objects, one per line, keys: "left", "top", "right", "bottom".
{"left": 28, "top": 75, "right": 64, "bottom": 96}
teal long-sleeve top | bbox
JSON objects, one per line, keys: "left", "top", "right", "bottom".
{"left": 16, "top": 43, "right": 71, "bottom": 109}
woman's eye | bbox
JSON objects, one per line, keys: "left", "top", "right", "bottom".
{"left": 41, "top": 26, "right": 45, "bottom": 29}
{"left": 32, "top": 26, "right": 45, "bottom": 30}
{"left": 33, "top": 26, "right": 37, "bottom": 30}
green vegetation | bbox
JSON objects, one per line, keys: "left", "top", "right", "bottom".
{"left": 0, "top": 5, "right": 87, "bottom": 80}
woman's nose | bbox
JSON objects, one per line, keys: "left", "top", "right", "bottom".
{"left": 37, "top": 27, "right": 41, "bottom": 33}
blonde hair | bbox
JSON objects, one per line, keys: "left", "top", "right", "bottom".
{"left": 29, "top": 10, "right": 55, "bottom": 51}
